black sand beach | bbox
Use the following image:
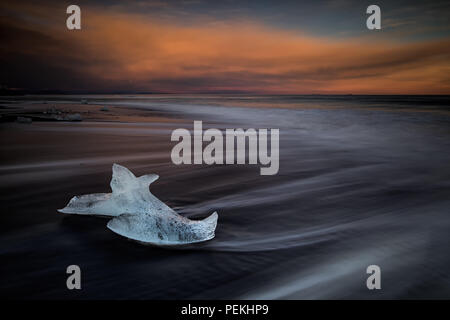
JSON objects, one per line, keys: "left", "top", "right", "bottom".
{"left": 1, "top": 95, "right": 450, "bottom": 299}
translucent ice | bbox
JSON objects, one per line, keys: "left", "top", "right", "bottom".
{"left": 58, "top": 164, "right": 218, "bottom": 245}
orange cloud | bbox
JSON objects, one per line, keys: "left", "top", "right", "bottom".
{"left": 2, "top": 2, "right": 450, "bottom": 94}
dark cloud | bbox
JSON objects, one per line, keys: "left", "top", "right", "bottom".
{"left": 1, "top": 0, "right": 449, "bottom": 94}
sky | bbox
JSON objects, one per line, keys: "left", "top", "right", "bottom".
{"left": 1, "top": 0, "right": 450, "bottom": 94}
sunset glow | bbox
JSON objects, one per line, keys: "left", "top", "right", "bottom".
{"left": 1, "top": 1, "right": 449, "bottom": 94}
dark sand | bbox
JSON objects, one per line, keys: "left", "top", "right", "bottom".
{"left": 1, "top": 95, "right": 450, "bottom": 299}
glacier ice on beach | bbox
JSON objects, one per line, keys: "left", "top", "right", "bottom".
{"left": 58, "top": 164, "right": 218, "bottom": 245}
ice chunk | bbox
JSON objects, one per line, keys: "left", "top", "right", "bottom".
{"left": 63, "top": 113, "right": 82, "bottom": 121}
{"left": 58, "top": 164, "right": 218, "bottom": 245}
{"left": 58, "top": 193, "right": 114, "bottom": 216}
{"left": 58, "top": 164, "right": 159, "bottom": 216}
{"left": 16, "top": 116, "right": 32, "bottom": 124}
{"left": 107, "top": 211, "right": 218, "bottom": 246}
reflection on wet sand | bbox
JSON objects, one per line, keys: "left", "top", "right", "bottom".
{"left": 0, "top": 95, "right": 449, "bottom": 299}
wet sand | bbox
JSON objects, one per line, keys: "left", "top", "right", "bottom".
{"left": 1, "top": 95, "right": 450, "bottom": 299}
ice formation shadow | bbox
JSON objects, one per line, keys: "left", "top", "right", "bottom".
{"left": 58, "top": 164, "right": 218, "bottom": 245}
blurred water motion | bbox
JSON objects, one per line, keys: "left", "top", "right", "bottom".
{"left": 0, "top": 95, "right": 449, "bottom": 299}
